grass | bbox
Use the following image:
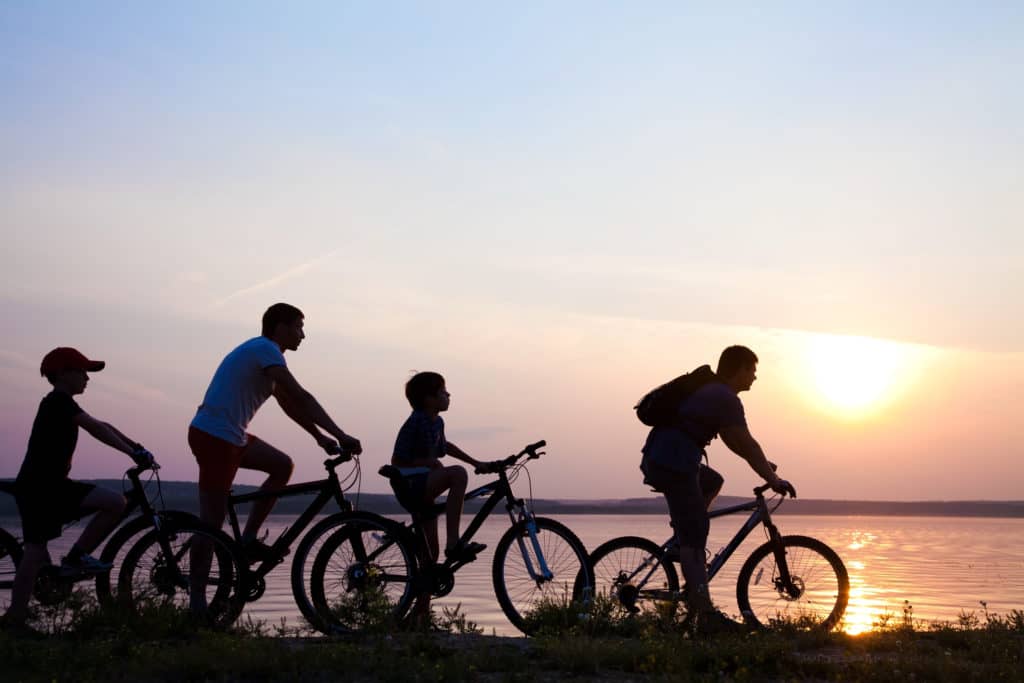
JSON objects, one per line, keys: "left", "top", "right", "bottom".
{"left": 2, "top": 593, "right": 1022, "bottom": 681}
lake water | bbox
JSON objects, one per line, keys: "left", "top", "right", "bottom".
{"left": 4, "top": 513, "right": 1023, "bottom": 636}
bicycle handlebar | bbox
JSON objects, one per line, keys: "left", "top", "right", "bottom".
{"left": 324, "top": 451, "right": 356, "bottom": 469}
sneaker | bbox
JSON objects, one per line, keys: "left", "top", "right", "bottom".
{"left": 240, "top": 538, "right": 280, "bottom": 565}
{"left": 59, "top": 553, "right": 112, "bottom": 576}
{"left": 444, "top": 541, "right": 486, "bottom": 563}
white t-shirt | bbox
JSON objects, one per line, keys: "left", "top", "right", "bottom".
{"left": 190, "top": 336, "right": 287, "bottom": 446}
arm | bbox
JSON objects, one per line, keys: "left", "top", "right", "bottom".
{"left": 273, "top": 384, "right": 333, "bottom": 450}
{"left": 445, "top": 441, "right": 485, "bottom": 470}
{"left": 719, "top": 424, "right": 796, "bottom": 497}
{"left": 266, "top": 366, "right": 361, "bottom": 454}
{"left": 75, "top": 412, "right": 141, "bottom": 459}
{"left": 104, "top": 422, "right": 141, "bottom": 451}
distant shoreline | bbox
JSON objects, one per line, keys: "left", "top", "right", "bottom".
{"left": 2, "top": 479, "right": 1022, "bottom": 518}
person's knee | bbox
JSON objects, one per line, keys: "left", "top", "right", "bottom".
{"left": 448, "top": 465, "right": 468, "bottom": 488}
{"left": 273, "top": 455, "right": 295, "bottom": 483}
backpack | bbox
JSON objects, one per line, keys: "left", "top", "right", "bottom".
{"left": 634, "top": 365, "right": 718, "bottom": 427}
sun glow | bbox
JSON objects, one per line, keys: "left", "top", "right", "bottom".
{"left": 799, "top": 334, "right": 927, "bottom": 419}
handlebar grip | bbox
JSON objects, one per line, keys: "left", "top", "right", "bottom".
{"left": 529, "top": 440, "right": 546, "bottom": 451}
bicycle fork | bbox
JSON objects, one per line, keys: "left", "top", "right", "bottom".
{"left": 511, "top": 511, "right": 554, "bottom": 584}
{"left": 765, "top": 526, "right": 801, "bottom": 599}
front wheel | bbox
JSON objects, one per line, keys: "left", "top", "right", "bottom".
{"left": 118, "top": 520, "right": 245, "bottom": 628}
{"left": 492, "top": 517, "right": 594, "bottom": 635}
{"left": 589, "top": 536, "right": 681, "bottom": 617}
{"left": 736, "top": 534, "right": 849, "bottom": 631}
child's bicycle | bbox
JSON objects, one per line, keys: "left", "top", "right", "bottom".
{"left": 1, "top": 462, "right": 245, "bottom": 626}
{"left": 309, "top": 440, "right": 595, "bottom": 635}
{"left": 590, "top": 482, "right": 849, "bottom": 631}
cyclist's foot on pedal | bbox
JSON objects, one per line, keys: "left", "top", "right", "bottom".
{"left": 444, "top": 541, "right": 486, "bottom": 563}
{"left": 240, "top": 538, "right": 279, "bottom": 565}
{"left": 59, "top": 553, "right": 112, "bottom": 577}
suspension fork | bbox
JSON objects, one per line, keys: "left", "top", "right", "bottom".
{"left": 507, "top": 500, "right": 554, "bottom": 583}
{"left": 763, "top": 515, "right": 799, "bottom": 597}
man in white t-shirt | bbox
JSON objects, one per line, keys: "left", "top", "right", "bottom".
{"left": 188, "top": 303, "right": 361, "bottom": 608}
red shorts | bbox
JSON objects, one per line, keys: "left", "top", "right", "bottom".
{"left": 188, "top": 426, "right": 255, "bottom": 494}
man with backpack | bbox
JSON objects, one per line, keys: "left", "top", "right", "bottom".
{"left": 637, "top": 345, "right": 796, "bottom": 633}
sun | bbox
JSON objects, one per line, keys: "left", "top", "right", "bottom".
{"left": 801, "top": 334, "right": 921, "bottom": 419}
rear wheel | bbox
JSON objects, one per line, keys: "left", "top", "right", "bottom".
{"left": 0, "top": 529, "right": 22, "bottom": 614}
{"left": 736, "top": 535, "right": 849, "bottom": 631}
{"left": 589, "top": 536, "right": 681, "bottom": 617}
{"left": 119, "top": 520, "right": 244, "bottom": 628}
{"left": 307, "top": 515, "right": 419, "bottom": 634}
{"left": 492, "top": 517, "right": 594, "bottom": 635}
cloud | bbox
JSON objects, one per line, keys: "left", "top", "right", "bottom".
{"left": 211, "top": 250, "right": 340, "bottom": 308}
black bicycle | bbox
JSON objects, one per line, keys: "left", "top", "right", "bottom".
{"left": 1, "top": 462, "right": 245, "bottom": 627}
{"left": 203, "top": 449, "right": 406, "bottom": 634}
{"left": 590, "top": 482, "right": 849, "bottom": 630}
{"left": 309, "top": 440, "right": 595, "bottom": 635}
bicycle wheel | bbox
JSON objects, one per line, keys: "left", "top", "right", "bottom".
{"left": 492, "top": 517, "right": 594, "bottom": 635}
{"left": 736, "top": 534, "right": 849, "bottom": 631}
{"left": 590, "top": 536, "right": 681, "bottom": 617}
{"left": 118, "top": 520, "right": 245, "bottom": 628}
{"left": 96, "top": 515, "right": 157, "bottom": 605}
{"left": 0, "top": 529, "right": 22, "bottom": 614}
{"left": 307, "top": 515, "right": 419, "bottom": 634}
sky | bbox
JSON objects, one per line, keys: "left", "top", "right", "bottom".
{"left": 1, "top": 2, "right": 1021, "bottom": 501}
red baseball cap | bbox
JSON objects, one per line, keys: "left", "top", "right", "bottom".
{"left": 40, "top": 347, "right": 106, "bottom": 376}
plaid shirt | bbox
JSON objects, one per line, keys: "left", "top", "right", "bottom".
{"left": 393, "top": 410, "right": 447, "bottom": 464}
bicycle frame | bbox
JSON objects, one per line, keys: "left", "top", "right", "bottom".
{"left": 225, "top": 457, "right": 353, "bottom": 578}
{"left": 625, "top": 486, "right": 797, "bottom": 597}
{"left": 408, "top": 452, "right": 554, "bottom": 581}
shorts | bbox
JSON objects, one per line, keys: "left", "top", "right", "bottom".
{"left": 641, "top": 460, "right": 710, "bottom": 550}
{"left": 15, "top": 479, "right": 97, "bottom": 544}
{"left": 387, "top": 466, "right": 431, "bottom": 515}
{"left": 188, "top": 426, "right": 256, "bottom": 494}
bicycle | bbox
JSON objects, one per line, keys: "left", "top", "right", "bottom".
{"left": 1, "top": 462, "right": 245, "bottom": 627}
{"left": 310, "top": 440, "right": 595, "bottom": 635}
{"left": 194, "top": 448, "right": 414, "bottom": 635}
{"left": 589, "top": 482, "right": 849, "bottom": 631}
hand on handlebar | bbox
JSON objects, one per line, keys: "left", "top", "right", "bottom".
{"left": 770, "top": 478, "right": 797, "bottom": 498}
{"left": 474, "top": 460, "right": 504, "bottom": 475}
{"left": 131, "top": 447, "right": 158, "bottom": 470}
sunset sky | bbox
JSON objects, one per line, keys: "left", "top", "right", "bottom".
{"left": 2, "top": 3, "right": 1021, "bottom": 501}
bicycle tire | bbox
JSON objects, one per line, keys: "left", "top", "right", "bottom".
{"left": 307, "top": 515, "right": 419, "bottom": 634}
{"left": 589, "top": 536, "right": 681, "bottom": 617}
{"left": 492, "top": 517, "right": 594, "bottom": 635}
{"left": 118, "top": 518, "right": 245, "bottom": 628}
{"left": 736, "top": 534, "right": 849, "bottom": 631}
{"left": 96, "top": 512, "right": 197, "bottom": 605}
{"left": 290, "top": 511, "right": 406, "bottom": 632}
{"left": 0, "top": 528, "right": 22, "bottom": 614}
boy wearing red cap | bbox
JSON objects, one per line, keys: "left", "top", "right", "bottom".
{"left": 1, "top": 348, "right": 153, "bottom": 630}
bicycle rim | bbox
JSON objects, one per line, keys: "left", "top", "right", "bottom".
{"left": 492, "top": 517, "right": 594, "bottom": 635}
{"left": 119, "top": 523, "right": 244, "bottom": 627}
{"left": 309, "top": 517, "right": 418, "bottom": 634}
{"left": 590, "top": 536, "right": 681, "bottom": 617}
{"left": 0, "top": 530, "right": 20, "bottom": 614}
{"left": 736, "top": 535, "right": 849, "bottom": 631}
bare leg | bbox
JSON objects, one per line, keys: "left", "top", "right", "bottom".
{"left": 190, "top": 489, "right": 227, "bottom": 612}
{"left": 238, "top": 438, "right": 293, "bottom": 541}
{"left": 3, "top": 543, "right": 48, "bottom": 624}
{"left": 424, "top": 465, "right": 467, "bottom": 552}
{"left": 71, "top": 487, "right": 126, "bottom": 555}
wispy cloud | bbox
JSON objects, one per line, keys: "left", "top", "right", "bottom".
{"left": 212, "top": 250, "right": 339, "bottom": 308}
